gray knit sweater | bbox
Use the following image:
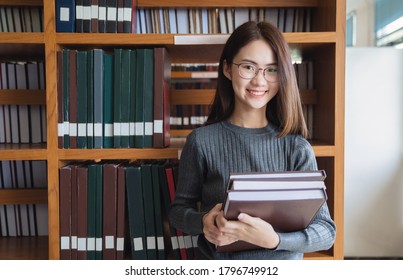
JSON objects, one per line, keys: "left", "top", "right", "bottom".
{"left": 169, "top": 120, "right": 336, "bottom": 260}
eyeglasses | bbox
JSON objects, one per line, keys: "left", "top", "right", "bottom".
{"left": 232, "top": 63, "right": 279, "bottom": 83}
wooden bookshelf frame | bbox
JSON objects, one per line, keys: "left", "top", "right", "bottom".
{"left": 0, "top": 0, "right": 345, "bottom": 260}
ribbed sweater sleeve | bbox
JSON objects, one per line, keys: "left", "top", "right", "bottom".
{"left": 168, "top": 121, "right": 336, "bottom": 259}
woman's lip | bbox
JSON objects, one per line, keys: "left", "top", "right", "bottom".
{"left": 247, "top": 89, "right": 267, "bottom": 96}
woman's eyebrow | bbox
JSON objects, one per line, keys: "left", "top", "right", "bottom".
{"left": 238, "top": 59, "right": 278, "bottom": 66}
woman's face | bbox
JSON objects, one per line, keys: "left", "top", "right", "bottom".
{"left": 224, "top": 39, "right": 280, "bottom": 114}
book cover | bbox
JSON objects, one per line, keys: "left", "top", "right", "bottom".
{"left": 113, "top": 49, "right": 122, "bottom": 147}
{"left": 153, "top": 47, "right": 171, "bottom": 148}
{"left": 125, "top": 164, "right": 147, "bottom": 259}
{"left": 141, "top": 162, "right": 157, "bottom": 259}
{"left": 76, "top": 50, "right": 87, "bottom": 148}
{"left": 61, "top": 51, "right": 69, "bottom": 148}
{"left": 90, "top": 0, "right": 99, "bottom": 32}
{"left": 102, "top": 162, "right": 118, "bottom": 259}
{"left": 143, "top": 49, "right": 154, "bottom": 148}
{"left": 87, "top": 163, "right": 97, "bottom": 259}
{"left": 158, "top": 161, "right": 180, "bottom": 260}
{"left": 151, "top": 163, "right": 165, "bottom": 259}
{"left": 75, "top": 0, "right": 84, "bottom": 32}
{"left": 27, "top": 62, "right": 42, "bottom": 144}
{"left": 82, "top": 0, "right": 91, "bottom": 32}
{"left": 103, "top": 52, "right": 114, "bottom": 148}
{"left": 68, "top": 50, "right": 78, "bottom": 148}
{"left": 116, "top": 163, "right": 127, "bottom": 259}
{"left": 120, "top": 49, "right": 131, "bottom": 148}
{"left": 56, "top": 0, "right": 76, "bottom": 32}
{"left": 15, "top": 63, "right": 30, "bottom": 144}
{"left": 87, "top": 50, "right": 94, "bottom": 148}
{"left": 59, "top": 165, "right": 72, "bottom": 259}
{"left": 217, "top": 170, "right": 327, "bottom": 253}
{"left": 70, "top": 164, "right": 79, "bottom": 259}
{"left": 129, "top": 49, "right": 137, "bottom": 147}
{"left": 94, "top": 163, "right": 103, "bottom": 259}
{"left": 93, "top": 49, "right": 104, "bottom": 148}
{"left": 134, "top": 49, "right": 146, "bottom": 148}
{"left": 106, "top": 0, "right": 117, "bottom": 33}
{"left": 165, "top": 166, "right": 187, "bottom": 260}
{"left": 76, "top": 165, "right": 88, "bottom": 259}
{"left": 98, "top": 0, "right": 107, "bottom": 32}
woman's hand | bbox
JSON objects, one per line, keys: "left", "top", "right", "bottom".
{"left": 202, "top": 204, "right": 239, "bottom": 246}
{"left": 215, "top": 212, "right": 280, "bottom": 249}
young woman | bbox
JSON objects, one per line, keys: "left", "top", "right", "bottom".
{"left": 169, "top": 21, "right": 336, "bottom": 260}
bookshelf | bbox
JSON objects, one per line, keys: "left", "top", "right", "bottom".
{"left": 0, "top": 0, "right": 345, "bottom": 260}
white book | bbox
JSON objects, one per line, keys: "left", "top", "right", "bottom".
{"left": 0, "top": 8, "right": 8, "bottom": 32}
{"left": 136, "top": 8, "right": 141, "bottom": 33}
{"left": 218, "top": 9, "right": 227, "bottom": 34}
{"left": 228, "top": 170, "right": 326, "bottom": 181}
{"left": 176, "top": 8, "right": 189, "bottom": 34}
{"left": 195, "top": 8, "right": 201, "bottom": 34}
{"left": 230, "top": 180, "right": 326, "bottom": 191}
{"left": 174, "top": 34, "right": 229, "bottom": 45}
{"left": 297, "top": 61, "right": 308, "bottom": 90}
{"left": 144, "top": 8, "right": 153, "bottom": 33}
{"left": 201, "top": 8, "right": 208, "bottom": 34}
{"left": 138, "top": 8, "right": 146, "bottom": 33}
{"left": 168, "top": 8, "right": 177, "bottom": 34}
{"left": 234, "top": 8, "right": 249, "bottom": 29}
{"left": 284, "top": 8, "right": 295, "bottom": 32}
{"left": 278, "top": 8, "right": 285, "bottom": 32}
{"left": 12, "top": 7, "right": 23, "bottom": 32}
{"left": 249, "top": 8, "right": 258, "bottom": 22}
{"left": 265, "top": 8, "right": 278, "bottom": 28}
{"left": 6, "top": 7, "right": 14, "bottom": 32}
{"left": 158, "top": 8, "right": 165, "bottom": 34}
{"left": 31, "top": 7, "right": 42, "bottom": 32}
{"left": 226, "top": 8, "right": 234, "bottom": 33}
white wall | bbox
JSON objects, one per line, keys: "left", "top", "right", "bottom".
{"left": 345, "top": 47, "right": 403, "bottom": 257}
{"left": 347, "top": 0, "right": 375, "bottom": 46}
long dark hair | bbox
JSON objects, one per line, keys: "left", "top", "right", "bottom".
{"left": 206, "top": 21, "right": 308, "bottom": 138}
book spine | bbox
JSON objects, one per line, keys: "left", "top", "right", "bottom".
{"left": 56, "top": 0, "right": 76, "bottom": 32}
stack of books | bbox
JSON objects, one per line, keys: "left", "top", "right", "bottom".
{"left": 218, "top": 170, "right": 328, "bottom": 252}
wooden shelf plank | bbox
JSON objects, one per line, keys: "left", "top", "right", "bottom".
{"left": 56, "top": 33, "right": 174, "bottom": 45}
{"left": 304, "top": 250, "right": 334, "bottom": 260}
{"left": 0, "top": 188, "right": 47, "bottom": 205}
{"left": 170, "top": 130, "right": 193, "bottom": 137}
{"left": 172, "top": 71, "right": 218, "bottom": 79}
{"left": 137, "top": 0, "right": 318, "bottom": 8}
{"left": 313, "top": 145, "right": 336, "bottom": 157}
{"left": 58, "top": 148, "right": 179, "bottom": 160}
{"left": 0, "top": 33, "right": 44, "bottom": 43}
{"left": 0, "top": 237, "right": 48, "bottom": 260}
{"left": 0, "top": 146, "right": 47, "bottom": 160}
{"left": 55, "top": 33, "right": 337, "bottom": 46}
{"left": 0, "top": 90, "right": 46, "bottom": 105}
{"left": 285, "top": 32, "right": 337, "bottom": 43}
